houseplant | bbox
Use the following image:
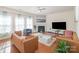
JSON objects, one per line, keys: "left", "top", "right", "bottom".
{"left": 56, "top": 40, "right": 70, "bottom": 53}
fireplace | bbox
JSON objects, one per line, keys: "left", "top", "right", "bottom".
{"left": 38, "top": 26, "right": 45, "bottom": 32}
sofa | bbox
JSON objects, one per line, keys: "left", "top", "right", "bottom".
{"left": 56, "top": 30, "right": 79, "bottom": 52}
{"left": 11, "top": 31, "right": 38, "bottom": 53}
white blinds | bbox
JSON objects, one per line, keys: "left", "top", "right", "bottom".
{"left": 26, "top": 16, "right": 33, "bottom": 29}
{"left": 0, "top": 12, "right": 11, "bottom": 33}
{"left": 15, "top": 15, "right": 24, "bottom": 31}
{"left": 0, "top": 11, "right": 33, "bottom": 33}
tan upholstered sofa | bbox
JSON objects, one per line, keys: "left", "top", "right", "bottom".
{"left": 11, "top": 31, "right": 38, "bottom": 53}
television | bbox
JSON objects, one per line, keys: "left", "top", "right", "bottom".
{"left": 52, "top": 22, "right": 66, "bottom": 30}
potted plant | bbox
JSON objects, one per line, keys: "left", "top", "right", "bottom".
{"left": 56, "top": 40, "right": 70, "bottom": 53}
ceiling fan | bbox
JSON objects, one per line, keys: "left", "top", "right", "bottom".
{"left": 37, "top": 7, "right": 46, "bottom": 12}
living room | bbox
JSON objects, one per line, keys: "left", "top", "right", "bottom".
{"left": 0, "top": 6, "right": 79, "bottom": 53}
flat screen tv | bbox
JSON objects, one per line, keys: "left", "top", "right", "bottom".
{"left": 52, "top": 22, "right": 66, "bottom": 30}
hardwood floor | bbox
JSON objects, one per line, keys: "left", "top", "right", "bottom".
{"left": 11, "top": 45, "right": 20, "bottom": 53}
{"left": 1, "top": 38, "right": 79, "bottom": 53}
{"left": 35, "top": 41, "right": 57, "bottom": 53}
{"left": 0, "top": 39, "right": 57, "bottom": 53}
{"left": 2, "top": 39, "right": 79, "bottom": 53}
{"left": 0, "top": 39, "right": 10, "bottom": 53}
{"left": 11, "top": 41, "right": 57, "bottom": 53}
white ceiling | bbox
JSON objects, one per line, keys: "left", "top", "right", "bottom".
{"left": 7, "top": 6, "right": 74, "bottom": 15}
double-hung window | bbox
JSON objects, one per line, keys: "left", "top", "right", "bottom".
{"left": 0, "top": 11, "right": 11, "bottom": 34}
{"left": 26, "top": 16, "right": 33, "bottom": 29}
{"left": 15, "top": 14, "right": 24, "bottom": 31}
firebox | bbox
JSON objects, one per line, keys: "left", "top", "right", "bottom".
{"left": 38, "top": 26, "right": 45, "bottom": 32}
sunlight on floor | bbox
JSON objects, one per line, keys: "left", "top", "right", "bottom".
{"left": 0, "top": 41, "right": 11, "bottom": 53}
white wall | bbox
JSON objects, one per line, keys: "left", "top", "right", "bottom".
{"left": 46, "top": 10, "right": 75, "bottom": 31}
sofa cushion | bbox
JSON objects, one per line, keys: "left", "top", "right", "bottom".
{"left": 58, "top": 30, "right": 65, "bottom": 35}
{"left": 15, "top": 31, "right": 22, "bottom": 36}
{"left": 64, "top": 30, "right": 73, "bottom": 39}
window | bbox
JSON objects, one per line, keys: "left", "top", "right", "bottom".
{"left": 26, "top": 16, "right": 33, "bottom": 29}
{"left": 15, "top": 15, "right": 24, "bottom": 31}
{"left": 76, "top": 22, "right": 79, "bottom": 38}
{"left": 0, "top": 12, "right": 11, "bottom": 34}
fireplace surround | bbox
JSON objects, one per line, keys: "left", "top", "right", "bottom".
{"left": 38, "top": 26, "right": 45, "bottom": 32}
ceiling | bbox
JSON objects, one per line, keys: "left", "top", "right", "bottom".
{"left": 7, "top": 6, "right": 74, "bottom": 15}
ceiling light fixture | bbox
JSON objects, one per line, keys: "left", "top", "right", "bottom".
{"left": 37, "top": 7, "right": 46, "bottom": 12}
